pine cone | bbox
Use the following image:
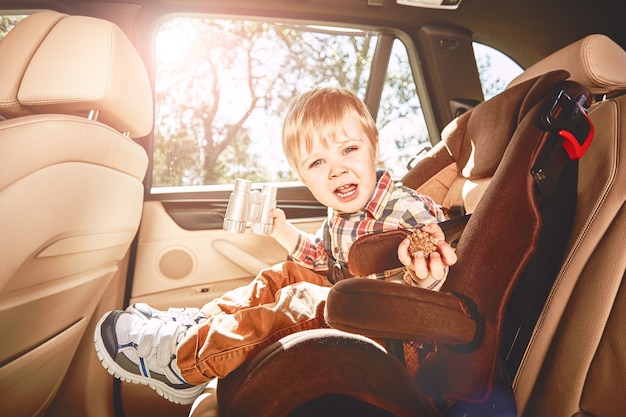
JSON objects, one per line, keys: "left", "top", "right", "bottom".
{"left": 408, "top": 228, "right": 437, "bottom": 258}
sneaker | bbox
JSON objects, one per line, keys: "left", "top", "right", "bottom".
{"left": 94, "top": 308, "right": 207, "bottom": 405}
{"left": 127, "top": 303, "right": 208, "bottom": 327}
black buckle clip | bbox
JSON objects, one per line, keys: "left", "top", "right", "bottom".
{"left": 542, "top": 89, "right": 594, "bottom": 160}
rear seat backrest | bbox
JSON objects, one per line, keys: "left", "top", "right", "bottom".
{"left": 507, "top": 35, "right": 626, "bottom": 416}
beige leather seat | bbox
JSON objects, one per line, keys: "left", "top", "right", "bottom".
{"left": 506, "top": 35, "right": 626, "bottom": 416}
{"left": 0, "top": 12, "right": 152, "bottom": 417}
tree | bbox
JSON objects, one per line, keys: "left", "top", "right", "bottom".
{"left": 153, "top": 19, "right": 381, "bottom": 187}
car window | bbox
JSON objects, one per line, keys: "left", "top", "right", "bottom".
{"left": 377, "top": 38, "right": 429, "bottom": 178}
{"left": 151, "top": 17, "right": 429, "bottom": 190}
{"left": 473, "top": 42, "right": 523, "bottom": 99}
{"left": 0, "top": 14, "right": 27, "bottom": 41}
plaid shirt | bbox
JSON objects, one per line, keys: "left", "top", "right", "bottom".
{"left": 289, "top": 170, "right": 443, "bottom": 276}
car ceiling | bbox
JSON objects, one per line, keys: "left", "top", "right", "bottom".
{"left": 0, "top": 0, "right": 622, "bottom": 71}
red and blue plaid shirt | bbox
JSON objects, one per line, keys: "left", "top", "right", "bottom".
{"left": 289, "top": 170, "right": 443, "bottom": 277}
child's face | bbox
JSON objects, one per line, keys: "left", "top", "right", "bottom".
{"left": 296, "top": 117, "right": 378, "bottom": 213}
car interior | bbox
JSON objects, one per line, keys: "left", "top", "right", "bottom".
{"left": 0, "top": 1, "right": 624, "bottom": 417}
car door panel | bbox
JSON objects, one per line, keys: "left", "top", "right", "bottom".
{"left": 130, "top": 199, "right": 325, "bottom": 310}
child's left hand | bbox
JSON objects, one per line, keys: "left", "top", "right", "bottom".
{"left": 397, "top": 223, "right": 457, "bottom": 289}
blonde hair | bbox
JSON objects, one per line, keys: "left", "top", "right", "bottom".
{"left": 282, "top": 87, "right": 378, "bottom": 177}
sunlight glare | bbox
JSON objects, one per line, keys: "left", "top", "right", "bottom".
{"left": 156, "top": 20, "right": 195, "bottom": 64}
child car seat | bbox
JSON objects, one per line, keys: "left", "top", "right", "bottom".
{"left": 187, "top": 34, "right": 625, "bottom": 417}
{"left": 215, "top": 69, "right": 592, "bottom": 416}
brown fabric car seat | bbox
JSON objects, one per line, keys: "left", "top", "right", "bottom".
{"left": 214, "top": 68, "right": 590, "bottom": 416}
{"left": 329, "top": 73, "right": 592, "bottom": 407}
{"left": 0, "top": 12, "right": 152, "bottom": 417}
{"left": 327, "top": 34, "right": 626, "bottom": 416}
{"left": 400, "top": 89, "right": 508, "bottom": 217}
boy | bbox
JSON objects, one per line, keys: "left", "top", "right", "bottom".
{"left": 94, "top": 87, "right": 457, "bottom": 405}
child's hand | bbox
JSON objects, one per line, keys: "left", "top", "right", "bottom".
{"left": 268, "top": 207, "right": 289, "bottom": 238}
{"left": 268, "top": 208, "right": 301, "bottom": 253}
{"left": 397, "top": 223, "right": 457, "bottom": 289}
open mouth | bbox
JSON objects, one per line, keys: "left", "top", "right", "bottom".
{"left": 335, "top": 184, "right": 358, "bottom": 199}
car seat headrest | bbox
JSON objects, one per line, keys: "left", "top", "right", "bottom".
{"left": 507, "top": 34, "right": 626, "bottom": 95}
{"left": 0, "top": 11, "right": 153, "bottom": 138}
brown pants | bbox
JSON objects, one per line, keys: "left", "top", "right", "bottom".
{"left": 177, "top": 261, "right": 332, "bottom": 384}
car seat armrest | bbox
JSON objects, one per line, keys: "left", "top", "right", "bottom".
{"left": 326, "top": 278, "right": 479, "bottom": 347}
{"left": 347, "top": 215, "right": 470, "bottom": 277}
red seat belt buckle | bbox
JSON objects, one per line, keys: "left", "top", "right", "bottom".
{"left": 558, "top": 115, "right": 594, "bottom": 160}
{"left": 543, "top": 89, "right": 594, "bottom": 160}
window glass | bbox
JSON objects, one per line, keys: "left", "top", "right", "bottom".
{"left": 377, "top": 39, "right": 430, "bottom": 179}
{"left": 152, "top": 17, "right": 427, "bottom": 190}
{"left": 473, "top": 42, "right": 524, "bottom": 99}
{"left": 0, "top": 14, "right": 27, "bottom": 42}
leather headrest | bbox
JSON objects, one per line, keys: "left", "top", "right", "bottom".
{"left": 507, "top": 34, "right": 626, "bottom": 95}
{"left": 0, "top": 11, "right": 153, "bottom": 138}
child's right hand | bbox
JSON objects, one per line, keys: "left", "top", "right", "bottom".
{"left": 268, "top": 208, "right": 301, "bottom": 253}
{"left": 268, "top": 208, "right": 289, "bottom": 238}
